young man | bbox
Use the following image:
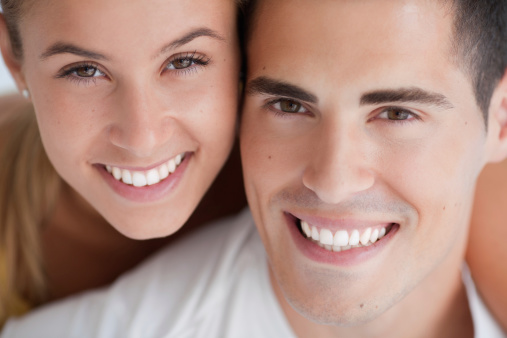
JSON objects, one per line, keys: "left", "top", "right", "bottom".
{"left": 239, "top": 0, "right": 507, "bottom": 336}
{"left": 2, "top": 0, "right": 507, "bottom": 337}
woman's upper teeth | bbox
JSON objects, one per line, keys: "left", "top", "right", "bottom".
{"left": 106, "top": 153, "right": 184, "bottom": 187}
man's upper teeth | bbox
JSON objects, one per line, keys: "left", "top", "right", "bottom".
{"left": 301, "top": 220, "right": 389, "bottom": 252}
{"left": 106, "top": 153, "right": 185, "bottom": 187}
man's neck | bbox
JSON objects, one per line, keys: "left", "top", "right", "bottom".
{"left": 270, "top": 246, "right": 473, "bottom": 338}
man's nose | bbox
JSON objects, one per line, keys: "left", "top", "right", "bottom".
{"left": 302, "top": 122, "right": 375, "bottom": 204}
{"left": 108, "top": 82, "right": 174, "bottom": 158}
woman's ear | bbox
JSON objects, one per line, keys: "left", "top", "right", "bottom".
{"left": 486, "top": 70, "right": 507, "bottom": 163}
{"left": 0, "top": 14, "right": 27, "bottom": 94}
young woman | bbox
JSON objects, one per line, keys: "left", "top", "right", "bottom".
{"left": 0, "top": 0, "right": 247, "bottom": 326}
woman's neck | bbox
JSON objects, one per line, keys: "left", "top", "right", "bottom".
{"left": 41, "top": 182, "right": 170, "bottom": 300}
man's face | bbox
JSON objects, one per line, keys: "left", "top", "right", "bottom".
{"left": 241, "top": 0, "right": 497, "bottom": 325}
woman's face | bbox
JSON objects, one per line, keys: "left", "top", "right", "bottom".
{"left": 11, "top": 0, "right": 240, "bottom": 238}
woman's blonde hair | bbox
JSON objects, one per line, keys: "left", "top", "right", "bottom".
{"left": 0, "top": 103, "right": 60, "bottom": 326}
{"left": 0, "top": 0, "right": 61, "bottom": 326}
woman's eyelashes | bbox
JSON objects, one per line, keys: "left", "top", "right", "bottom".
{"left": 56, "top": 51, "right": 212, "bottom": 85}
{"left": 56, "top": 62, "right": 107, "bottom": 85}
{"left": 164, "top": 51, "right": 211, "bottom": 75}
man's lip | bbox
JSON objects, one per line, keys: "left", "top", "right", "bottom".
{"left": 285, "top": 213, "right": 400, "bottom": 266}
{"left": 287, "top": 211, "right": 399, "bottom": 232}
{"left": 95, "top": 152, "right": 189, "bottom": 171}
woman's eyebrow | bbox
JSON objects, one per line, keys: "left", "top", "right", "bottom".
{"left": 40, "top": 43, "right": 107, "bottom": 61}
{"left": 156, "top": 27, "right": 226, "bottom": 58}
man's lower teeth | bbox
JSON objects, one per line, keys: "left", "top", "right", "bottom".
{"left": 314, "top": 239, "right": 373, "bottom": 252}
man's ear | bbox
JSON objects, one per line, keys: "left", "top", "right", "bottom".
{"left": 486, "top": 69, "right": 507, "bottom": 163}
{"left": 0, "top": 14, "right": 27, "bottom": 93}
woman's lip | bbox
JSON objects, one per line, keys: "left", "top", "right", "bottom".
{"left": 96, "top": 152, "right": 191, "bottom": 203}
{"left": 97, "top": 151, "right": 188, "bottom": 171}
{"left": 284, "top": 212, "right": 399, "bottom": 267}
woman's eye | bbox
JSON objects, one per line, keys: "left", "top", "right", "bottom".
{"left": 272, "top": 99, "right": 307, "bottom": 113}
{"left": 378, "top": 107, "right": 415, "bottom": 121}
{"left": 74, "top": 65, "right": 102, "bottom": 78}
{"left": 170, "top": 58, "right": 193, "bottom": 69}
{"left": 56, "top": 63, "right": 107, "bottom": 84}
{"left": 164, "top": 53, "right": 211, "bottom": 73}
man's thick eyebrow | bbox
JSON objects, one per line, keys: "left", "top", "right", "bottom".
{"left": 246, "top": 77, "right": 318, "bottom": 103}
{"left": 40, "top": 43, "right": 108, "bottom": 61}
{"left": 360, "top": 87, "right": 454, "bottom": 110}
{"left": 157, "top": 27, "right": 226, "bottom": 57}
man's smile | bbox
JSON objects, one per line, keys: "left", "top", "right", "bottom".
{"left": 297, "top": 218, "right": 395, "bottom": 252}
{"left": 283, "top": 212, "right": 400, "bottom": 266}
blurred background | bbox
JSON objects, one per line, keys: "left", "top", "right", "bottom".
{"left": 0, "top": 5, "right": 15, "bottom": 95}
{"left": 0, "top": 57, "right": 17, "bottom": 95}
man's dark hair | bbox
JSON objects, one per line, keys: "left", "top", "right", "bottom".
{"left": 242, "top": 0, "right": 507, "bottom": 124}
{"left": 452, "top": 0, "right": 507, "bottom": 122}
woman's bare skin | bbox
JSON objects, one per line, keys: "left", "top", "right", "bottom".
{"left": 467, "top": 160, "right": 507, "bottom": 332}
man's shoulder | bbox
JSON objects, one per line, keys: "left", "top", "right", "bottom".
{"left": 462, "top": 265, "right": 506, "bottom": 338}
{"left": 105, "top": 208, "right": 261, "bottom": 334}
{"left": 138, "top": 207, "right": 256, "bottom": 271}
{"left": 118, "top": 207, "right": 259, "bottom": 295}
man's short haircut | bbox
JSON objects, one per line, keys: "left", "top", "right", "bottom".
{"left": 452, "top": 0, "right": 507, "bottom": 123}
{"left": 243, "top": 0, "right": 507, "bottom": 124}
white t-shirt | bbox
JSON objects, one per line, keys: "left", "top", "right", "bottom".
{"left": 2, "top": 209, "right": 505, "bottom": 338}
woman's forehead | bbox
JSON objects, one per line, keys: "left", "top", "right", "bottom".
{"left": 19, "top": 0, "right": 237, "bottom": 60}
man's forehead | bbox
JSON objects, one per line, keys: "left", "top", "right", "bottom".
{"left": 250, "top": 0, "right": 454, "bottom": 52}
{"left": 253, "top": 0, "right": 452, "bottom": 16}
{"left": 249, "top": 3, "right": 459, "bottom": 78}
{"left": 245, "top": 0, "right": 482, "bottom": 119}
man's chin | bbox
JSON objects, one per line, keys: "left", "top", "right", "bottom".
{"left": 286, "top": 293, "right": 384, "bottom": 327}
{"left": 276, "top": 274, "right": 408, "bottom": 329}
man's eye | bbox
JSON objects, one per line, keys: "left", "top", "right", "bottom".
{"left": 272, "top": 99, "right": 307, "bottom": 113}
{"left": 379, "top": 108, "right": 415, "bottom": 121}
